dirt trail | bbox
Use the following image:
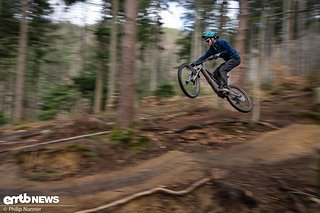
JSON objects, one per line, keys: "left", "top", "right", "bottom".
{"left": 195, "top": 124, "right": 320, "bottom": 166}
{"left": 0, "top": 124, "right": 319, "bottom": 212}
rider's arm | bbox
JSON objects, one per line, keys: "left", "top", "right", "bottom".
{"left": 215, "top": 40, "right": 232, "bottom": 59}
{"left": 194, "top": 47, "right": 215, "bottom": 65}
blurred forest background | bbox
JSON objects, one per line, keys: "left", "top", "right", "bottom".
{"left": 0, "top": 0, "right": 320, "bottom": 128}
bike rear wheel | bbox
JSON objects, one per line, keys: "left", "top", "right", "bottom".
{"left": 177, "top": 63, "right": 200, "bottom": 98}
{"left": 226, "top": 85, "right": 253, "bottom": 113}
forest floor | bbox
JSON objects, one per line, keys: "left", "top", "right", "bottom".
{"left": 0, "top": 84, "right": 320, "bottom": 212}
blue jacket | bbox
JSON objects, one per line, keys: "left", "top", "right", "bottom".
{"left": 195, "top": 38, "right": 240, "bottom": 64}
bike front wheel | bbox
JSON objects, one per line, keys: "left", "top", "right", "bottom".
{"left": 177, "top": 63, "right": 200, "bottom": 98}
{"left": 226, "top": 85, "right": 253, "bottom": 113}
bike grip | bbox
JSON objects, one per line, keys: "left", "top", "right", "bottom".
{"left": 190, "top": 62, "right": 196, "bottom": 67}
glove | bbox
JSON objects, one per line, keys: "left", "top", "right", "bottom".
{"left": 212, "top": 53, "right": 220, "bottom": 59}
{"left": 190, "top": 62, "right": 196, "bottom": 67}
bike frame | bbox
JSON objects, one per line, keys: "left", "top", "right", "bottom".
{"left": 191, "top": 59, "right": 221, "bottom": 95}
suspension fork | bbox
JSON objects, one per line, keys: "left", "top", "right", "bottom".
{"left": 190, "top": 67, "right": 201, "bottom": 82}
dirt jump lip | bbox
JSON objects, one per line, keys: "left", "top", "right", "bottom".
{"left": 195, "top": 124, "right": 320, "bottom": 166}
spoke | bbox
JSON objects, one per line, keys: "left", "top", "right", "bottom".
{"left": 181, "top": 67, "right": 198, "bottom": 95}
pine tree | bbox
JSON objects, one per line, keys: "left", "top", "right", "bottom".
{"left": 117, "top": 0, "right": 139, "bottom": 129}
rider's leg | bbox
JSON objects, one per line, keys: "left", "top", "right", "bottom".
{"left": 213, "top": 62, "right": 225, "bottom": 83}
{"left": 219, "top": 58, "right": 241, "bottom": 88}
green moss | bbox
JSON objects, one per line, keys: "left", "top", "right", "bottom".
{"left": 84, "top": 151, "right": 99, "bottom": 158}
{"left": 299, "top": 110, "right": 320, "bottom": 123}
{"left": 270, "top": 87, "right": 281, "bottom": 95}
{"left": 138, "top": 136, "right": 151, "bottom": 144}
{"left": 108, "top": 127, "right": 136, "bottom": 145}
{"left": 260, "top": 81, "right": 273, "bottom": 91}
{"left": 108, "top": 127, "right": 151, "bottom": 151}
{"left": 28, "top": 172, "right": 47, "bottom": 181}
{"left": 154, "top": 84, "right": 176, "bottom": 98}
{"left": 280, "top": 82, "right": 295, "bottom": 90}
{"left": 65, "top": 143, "right": 89, "bottom": 152}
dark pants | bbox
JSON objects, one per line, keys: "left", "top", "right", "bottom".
{"left": 214, "top": 58, "right": 241, "bottom": 87}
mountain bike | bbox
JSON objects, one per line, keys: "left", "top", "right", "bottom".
{"left": 177, "top": 58, "right": 253, "bottom": 113}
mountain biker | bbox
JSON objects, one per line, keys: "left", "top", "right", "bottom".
{"left": 190, "top": 32, "right": 241, "bottom": 92}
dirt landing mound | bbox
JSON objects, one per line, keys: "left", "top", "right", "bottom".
{"left": 1, "top": 124, "right": 319, "bottom": 212}
{"left": 197, "top": 124, "right": 320, "bottom": 166}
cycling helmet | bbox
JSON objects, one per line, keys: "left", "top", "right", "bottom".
{"left": 202, "top": 32, "right": 218, "bottom": 39}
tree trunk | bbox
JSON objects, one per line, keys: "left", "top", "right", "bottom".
{"left": 297, "top": 0, "right": 306, "bottom": 74}
{"left": 93, "top": 58, "right": 104, "bottom": 114}
{"left": 232, "top": 0, "right": 249, "bottom": 87}
{"left": 0, "top": 81, "right": 4, "bottom": 113}
{"left": 282, "top": 0, "right": 294, "bottom": 43}
{"left": 106, "top": 0, "right": 119, "bottom": 113}
{"left": 252, "top": 6, "right": 267, "bottom": 123}
{"left": 263, "top": 5, "right": 274, "bottom": 82}
{"left": 13, "top": 0, "right": 29, "bottom": 123}
{"left": 116, "top": 0, "right": 139, "bottom": 129}
{"left": 191, "top": 5, "right": 202, "bottom": 61}
{"left": 218, "top": 0, "right": 227, "bottom": 36}
{"left": 150, "top": 47, "right": 158, "bottom": 92}
{"left": 281, "top": 0, "right": 293, "bottom": 74}
{"left": 150, "top": 1, "right": 161, "bottom": 92}
{"left": 80, "top": 4, "right": 88, "bottom": 75}
{"left": 217, "top": 0, "right": 228, "bottom": 109}
{"left": 28, "top": 59, "right": 40, "bottom": 121}
{"left": 194, "top": 10, "right": 202, "bottom": 59}
{"left": 0, "top": 0, "right": 2, "bottom": 17}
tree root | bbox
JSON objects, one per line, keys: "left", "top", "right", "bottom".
{"left": 4, "top": 131, "right": 111, "bottom": 153}
{"left": 273, "top": 177, "right": 320, "bottom": 206}
{"left": 75, "top": 169, "right": 224, "bottom": 213}
{"left": 281, "top": 185, "right": 320, "bottom": 205}
{"left": 75, "top": 178, "right": 210, "bottom": 213}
